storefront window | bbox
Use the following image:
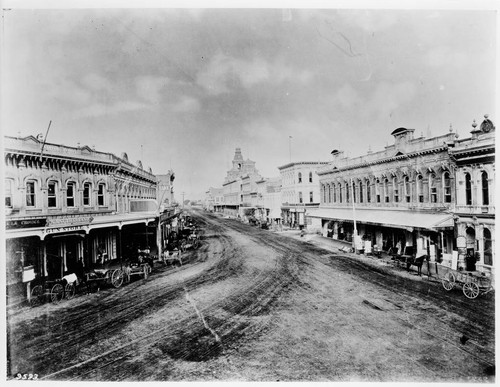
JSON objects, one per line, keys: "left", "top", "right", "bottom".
{"left": 484, "top": 228, "right": 492, "bottom": 266}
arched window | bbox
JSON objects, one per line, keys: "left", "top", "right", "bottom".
{"left": 345, "top": 182, "right": 350, "bottom": 203}
{"left": 376, "top": 179, "right": 381, "bottom": 203}
{"left": 339, "top": 183, "right": 343, "bottom": 203}
{"left": 309, "top": 191, "right": 313, "bottom": 203}
{"left": 322, "top": 184, "right": 327, "bottom": 203}
{"left": 443, "top": 172, "right": 452, "bottom": 203}
{"left": 417, "top": 175, "right": 424, "bottom": 203}
{"left": 366, "top": 180, "right": 371, "bottom": 203}
{"left": 66, "top": 181, "right": 76, "bottom": 207}
{"left": 429, "top": 174, "right": 437, "bottom": 203}
{"left": 83, "top": 182, "right": 92, "bottom": 206}
{"left": 298, "top": 172, "right": 302, "bottom": 183}
{"left": 393, "top": 177, "right": 399, "bottom": 203}
{"left": 384, "top": 178, "right": 389, "bottom": 203}
{"left": 484, "top": 228, "right": 493, "bottom": 266}
{"left": 465, "top": 173, "right": 472, "bottom": 205}
{"left": 359, "top": 181, "right": 363, "bottom": 203}
{"left": 327, "top": 184, "right": 331, "bottom": 203}
{"left": 333, "top": 184, "right": 337, "bottom": 203}
{"left": 482, "top": 171, "right": 489, "bottom": 205}
{"left": 5, "top": 179, "right": 13, "bottom": 207}
{"left": 48, "top": 180, "right": 58, "bottom": 208}
{"left": 352, "top": 181, "right": 356, "bottom": 203}
{"left": 298, "top": 191, "right": 303, "bottom": 203}
{"left": 404, "top": 176, "right": 411, "bottom": 203}
{"left": 309, "top": 172, "right": 313, "bottom": 183}
{"left": 98, "top": 183, "right": 106, "bottom": 206}
{"left": 26, "top": 181, "right": 36, "bottom": 207}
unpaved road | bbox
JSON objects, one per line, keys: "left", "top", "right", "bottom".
{"left": 6, "top": 210, "right": 495, "bottom": 382}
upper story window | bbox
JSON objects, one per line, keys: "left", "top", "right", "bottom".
{"left": 333, "top": 184, "right": 336, "bottom": 203}
{"left": 465, "top": 172, "right": 472, "bottom": 205}
{"left": 366, "top": 180, "right": 371, "bottom": 203}
{"left": 404, "top": 176, "right": 411, "bottom": 203}
{"left": 443, "top": 172, "right": 452, "bottom": 203}
{"left": 5, "top": 179, "right": 13, "bottom": 207}
{"left": 429, "top": 174, "right": 437, "bottom": 203}
{"left": 345, "top": 182, "right": 350, "bottom": 203}
{"left": 98, "top": 183, "right": 106, "bottom": 206}
{"left": 359, "top": 181, "right": 363, "bottom": 203}
{"left": 327, "top": 184, "right": 331, "bottom": 203}
{"left": 66, "top": 182, "right": 75, "bottom": 207}
{"left": 83, "top": 182, "right": 92, "bottom": 206}
{"left": 26, "top": 181, "right": 36, "bottom": 207}
{"left": 309, "top": 172, "right": 313, "bottom": 183}
{"left": 298, "top": 191, "right": 303, "bottom": 203}
{"left": 298, "top": 172, "right": 302, "bottom": 183}
{"left": 384, "top": 178, "right": 389, "bottom": 203}
{"left": 309, "top": 191, "right": 313, "bottom": 203}
{"left": 417, "top": 175, "right": 424, "bottom": 203}
{"left": 481, "top": 171, "right": 489, "bottom": 205}
{"left": 352, "top": 181, "right": 356, "bottom": 203}
{"left": 393, "top": 177, "right": 399, "bottom": 203}
{"left": 375, "top": 179, "right": 381, "bottom": 203}
{"left": 48, "top": 181, "right": 57, "bottom": 208}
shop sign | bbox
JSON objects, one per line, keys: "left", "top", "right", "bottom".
{"left": 46, "top": 214, "right": 94, "bottom": 228}
{"left": 6, "top": 218, "right": 47, "bottom": 229}
{"left": 22, "top": 266, "right": 35, "bottom": 283}
{"left": 45, "top": 225, "right": 86, "bottom": 235}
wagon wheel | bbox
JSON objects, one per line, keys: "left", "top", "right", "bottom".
{"left": 463, "top": 282, "right": 480, "bottom": 299}
{"left": 143, "top": 265, "right": 149, "bottom": 280}
{"left": 65, "top": 283, "right": 76, "bottom": 299}
{"left": 111, "top": 269, "right": 124, "bottom": 288}
{"left": 51, "top": 283, "right": 64, "bottom": 303}
{"left": 30, "top": 285, "right": 44, "bottom": 307}
{"left": 441, "top": 272, "right": 455, "bottom": 291}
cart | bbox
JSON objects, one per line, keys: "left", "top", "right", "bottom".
{"left": 29, "top": 279, "right": 67, "bottom": 307}
{"left": 64, "top": 267, "right": 125, "bottom": 299}
{"left": 123, "top": 255, "right": 152, "bottom": 283}
{"left": 441, "top": 267, "right": 493, "bottom": 299}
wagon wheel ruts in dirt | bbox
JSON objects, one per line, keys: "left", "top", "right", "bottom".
{"left": 110, "top": 269, "right": 124, "bottom": 288}
{"left": 29, "top": 284, "right": 45, "bottom": 307}
{"left": 65, "top": 283, "right": 76, "bottom": 299}
{"left": 50, "top": 283, "right": 65, "bottom": 303}
{"left": 441, "top": 272, "right": 455, "bottom": 291}
{"left": 462, "top": 282, "right": 480, "bottom": 299}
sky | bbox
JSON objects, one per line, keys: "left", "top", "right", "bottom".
{"left": 1, "top": 1, "right": 498, "bottom": 200}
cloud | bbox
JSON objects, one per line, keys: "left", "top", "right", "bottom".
{"left": 424, "top": 46, "right": 468, "bottom": 68}
{"left": 81, "top": 73, "right": 114, "bottom": 92}
{"left": 71, "top": 100, "right": 150, "bottom": 119}
{"left": 196, "top": 53, "right": 313, "bottom": 95}
{"left": 171, "top": 96, "right": 200, "bottom": 113}
{"left": 135, "top": 75, "right": 170, "bottom": 104}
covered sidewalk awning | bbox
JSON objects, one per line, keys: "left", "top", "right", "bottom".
{"left": 307, "top": 207, "right": 454, "bottom": 231}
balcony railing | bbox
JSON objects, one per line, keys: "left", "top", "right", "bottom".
{"left": 455, "top": 205, "right": 495, "bottom": 215}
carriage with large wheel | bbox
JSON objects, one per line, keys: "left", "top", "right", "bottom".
{"left": 29, "top": 266, "right": 126, "bottom": 307}
{"left": 440, "top": 267, "right": 493, "bottom": 299}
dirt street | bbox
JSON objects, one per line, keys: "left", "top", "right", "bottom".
{"left": 6, "top": 210, "right": 495, "bottom": 382}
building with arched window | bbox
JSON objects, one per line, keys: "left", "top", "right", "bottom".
{"left": 449, "top": 115, "right": 495, "bottom": 274}
{"left": 4, "top": 135, "right": 166, "bottom": 306}
{"left": 311, "top": 128, "right": 457, "bottom": 264}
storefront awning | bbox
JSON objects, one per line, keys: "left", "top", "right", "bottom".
{"left": 5, "top": 212, "right": 159, "bottom": 240}
{"left": 308, "top": 207, "right": 454, "bottom": 231}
